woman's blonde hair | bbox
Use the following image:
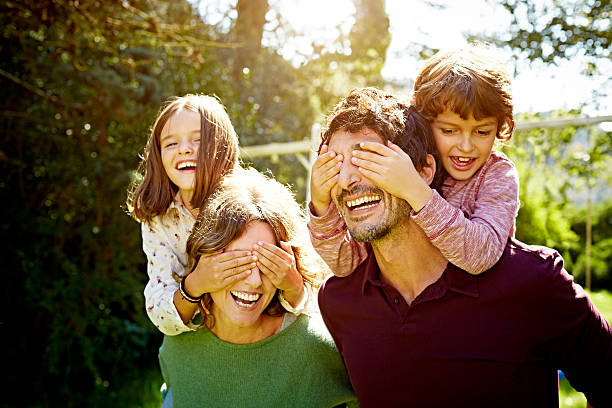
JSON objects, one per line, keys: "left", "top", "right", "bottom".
{"left": 185, "top": 167, "right": 328, "bottom": 328}
{"left": 127, "top": 94, "right": 239, "bottom": 222}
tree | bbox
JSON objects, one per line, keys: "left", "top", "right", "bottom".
{"left": 1, "top": 0, "right": 233, "bottom": 405}
{"left": 489, "top": 0, "right": 611, "bottom": 67}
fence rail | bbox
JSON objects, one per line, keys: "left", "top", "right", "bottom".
{"left": 240, "top": 115, "right": 612, "bottom": 159}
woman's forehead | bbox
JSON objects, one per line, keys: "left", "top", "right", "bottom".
{"left": 225, "top": 221, "right": 276, "bottom": 252}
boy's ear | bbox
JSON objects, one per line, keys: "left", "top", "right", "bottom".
{"left": 418, "top": 154, "right": 436, "bottom": 185}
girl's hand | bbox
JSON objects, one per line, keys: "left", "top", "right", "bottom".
{"left": 186, "top": 250, "right": 257, "bottom": 296}
{"left": 253, "top": 241, "right": 304, "bottom": 307}
{"left": 310, "top": 144, "right": 343, "bottom": 216}
{"left": 351, "top": 141, "right": 432, "bottom": 211}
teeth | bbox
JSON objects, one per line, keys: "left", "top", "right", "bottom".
{"left": 177, "top": 161, "right": 197, "bottom": 169}
{"left": 231, "top": 291, "right": 261, "bottom": 302}
{"left": 346, "top": 195, "right": 381, "bottom": 209}
{"left": 455, "top": 157, "right": 472, "bottom": 163}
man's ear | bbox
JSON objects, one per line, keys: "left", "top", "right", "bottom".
{"left": 418, "top": 154, "right": 436, "bottom": 185}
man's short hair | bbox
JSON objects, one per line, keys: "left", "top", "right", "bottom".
{"left": 321, "top": 87, "right": 444, "bottom": 189}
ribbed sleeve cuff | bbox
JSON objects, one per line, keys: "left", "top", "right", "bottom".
{"left": 307, "top": 201, "right": 347, "bottom": 240}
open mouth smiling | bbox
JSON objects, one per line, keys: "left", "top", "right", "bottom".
{"left": 176, "top": 160, "right": 197, "bottom": 172}
{"left": 345, "top": 194, "right": 381, "bottom": 212}
{"left": 450, "top": 156, "right": 476, "bottom": 167}
{"left": 230, "top": 290, "right": 262, "bottom": 308}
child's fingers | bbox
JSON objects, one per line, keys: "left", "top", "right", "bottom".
{"left": 316, "top": 153, "right": 342, "bottom": 175}
{"left": 279, "top": 241, "right": 295, "bottom": 256}
{"left": 253, "top": 241, "right": 287, "bottom": 267}
{"left": 314, "top": 148, "right": 338, "bottom": 167}
{"left": 358, "top": 141, "right": 394, "bottom": 156}
{"left": 217, "top": 251, "right": 257, "bottom": 271}
{"left": 316, "top": 160, "right": 341, "bottom": 184}
{"left": 351, "top": 156, "right": 386, "bottom": 175}
{"left": 357, "top": 167, "right": 385, "bottom": 185}
{"left": 352, "top": 149, "right": 390, "bottom": 165}
{"left": 256, "top": 261, "right": 279, "bottom": 285}
{"left": 221, "top": 269, "right": 253, "bottom": 285}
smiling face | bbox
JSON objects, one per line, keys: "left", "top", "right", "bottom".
{"left": 209, "top": 221, "right": 279, "bottom": 338}
{"left": 430, "top": 110, "right": 497, "bottom": 181}
{"left": 160, "top": 109, "right": 201, "bottom": 201}
{"left": 329, "top": 127, "right": 411, "bottom": 243}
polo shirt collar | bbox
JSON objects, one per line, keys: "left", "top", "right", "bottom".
{"left": 361, "top": 251, "right": 383, "bottom": 294}
{"left": 360, "top": 251, "right": 479, "bottom": 299}
{"left": 444, "top": 264, "right": 479, "bottom": 298}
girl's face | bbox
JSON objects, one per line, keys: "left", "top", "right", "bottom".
{"left": 210, "top": 221, "right": 279, "bottom": 342}
{"left": 430, "top": 110, "right": 497, "bottom": 181}
{"left": 160, "top": 109, "right": 201, "bottom": 200}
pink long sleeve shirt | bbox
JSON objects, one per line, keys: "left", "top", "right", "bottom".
{"left": 308, "top": 150, "right": 520, "bottom": 275}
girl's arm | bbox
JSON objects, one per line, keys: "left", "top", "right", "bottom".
{"left": 142, "top": 220, "right": 197, "bottom": 335}
{"left": 308, "top": 201, "right": 369, "bottom": 277}
{"left": 412, "top": 154, "right": 519, "bottom": 274}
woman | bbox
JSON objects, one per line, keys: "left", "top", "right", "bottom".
{"left": 158, "top": 168, "right": 358, "bottom": 407}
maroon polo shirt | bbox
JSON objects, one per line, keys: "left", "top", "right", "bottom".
{"left": 318, "top": 239, "right": 612, "bottom": 408}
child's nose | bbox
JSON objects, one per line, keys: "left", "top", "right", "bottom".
{"left": 458, "top": 133, "right": 475, "bottom": 152}
{"left": 178, "top": 139, "right": 195, "bottom": 154}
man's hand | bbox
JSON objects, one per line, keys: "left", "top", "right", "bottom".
{"left": 310, "top": 144, "right": 343, "bottom": 216}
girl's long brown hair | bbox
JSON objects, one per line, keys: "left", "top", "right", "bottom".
{"left": 127, "top": 94, "right": 239, "bottom": 222}
{"left": 185, "top": 167, "right": 328, "bottom": 329}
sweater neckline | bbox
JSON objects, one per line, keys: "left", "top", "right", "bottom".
{"left": 201, "top": 313, "right": 307, "bottom": 349}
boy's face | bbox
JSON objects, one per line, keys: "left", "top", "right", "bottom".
{"left": 430, "top": 110, "right": 497, "bottom": 181}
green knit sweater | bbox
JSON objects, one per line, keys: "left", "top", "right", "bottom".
{"left": 159, "top": 313, "right": 359, "bottom": 408}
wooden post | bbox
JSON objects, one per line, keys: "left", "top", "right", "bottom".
{"left": 306, "top": 123, "right": 322, "bottom": 203}
{"left": 586, "top": 191, "right": 592, "bottom": 291}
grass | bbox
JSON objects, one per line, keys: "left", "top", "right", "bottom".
{"left": 559, "top": 289, "right": 611, "bottom": 408}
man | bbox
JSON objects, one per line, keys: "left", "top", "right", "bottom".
{"left": 310, "top": 88, "right": 611, "bottom": 407}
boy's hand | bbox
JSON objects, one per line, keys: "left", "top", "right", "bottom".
{"left": 351, "top": 141, "right": 432, "bottom": 211}
{"left": 186, "top": 250, "right": 256, "bottom": 296}
{"left": 253, "top": 241, "right": 304, "bottom": 308}
{"left": 310, "top": 144, "right": 343, "bottom": 216}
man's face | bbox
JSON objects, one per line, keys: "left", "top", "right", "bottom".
{"left": 328, "top": 127, "right": 411, "bottom": 242}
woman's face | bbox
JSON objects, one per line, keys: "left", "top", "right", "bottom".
{"left": 210, "top": 221, "right": 278, "bottom": 334}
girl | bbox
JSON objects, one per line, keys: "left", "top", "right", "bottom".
{"left": 309, "top": 45, "right": 520, "bottom": 276}
{"left": 127, "top": 94, "right": 305, "bottom": 335}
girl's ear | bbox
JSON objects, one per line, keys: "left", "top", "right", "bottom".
{"left": 418, "top": 154, "right": 437, "bottom": 185}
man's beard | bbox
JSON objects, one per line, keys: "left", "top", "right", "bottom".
{"left": 337, "top": 185, "right": 412, "bottom": 243}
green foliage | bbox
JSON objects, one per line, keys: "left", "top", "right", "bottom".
{"left": 2, "top": 0, "right": 392, "bottom": 406}
{"left": 502, "top": 112, "right": 611, "bottom": 289}
{"left": 568, "top": 198, "right": 612, "bottom": 289}
{"left": 492, "top": 0, "right": 611, "bottom": 66}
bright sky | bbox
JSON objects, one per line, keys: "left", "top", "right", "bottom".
{"left": 199, "top": 0, "right": 612, "bottom": 118}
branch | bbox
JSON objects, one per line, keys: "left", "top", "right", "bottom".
{"left": 0, "top": 68, "right": 83, "bottom": 113}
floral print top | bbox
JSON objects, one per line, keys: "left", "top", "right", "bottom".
{"left": 142, "top": 193, "right": 199, "bottom": 335}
